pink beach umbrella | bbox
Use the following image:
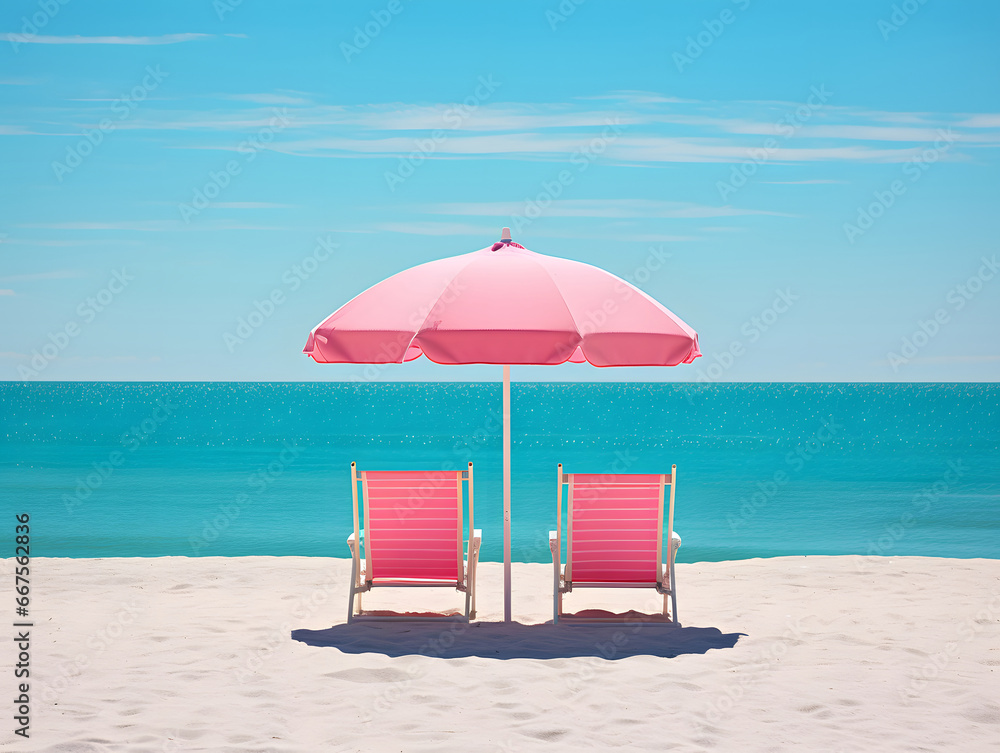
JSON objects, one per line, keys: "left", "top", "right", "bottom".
{"left": 304, "top": 228, "right": 700, "bottom": 622}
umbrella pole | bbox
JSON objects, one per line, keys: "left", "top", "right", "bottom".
{"left": 503, "top": 364, "right": 511, "bottom": 623}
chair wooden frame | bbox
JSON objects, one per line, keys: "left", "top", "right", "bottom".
{"left": 346, "top": 461, "right": 481, "bottom": 623}
{"left": 549, "top": 463, "right": 681, "bottom": 625}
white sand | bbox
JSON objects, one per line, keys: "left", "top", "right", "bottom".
{"left": 4, "top": 555, "right": 999, "bottom": 752}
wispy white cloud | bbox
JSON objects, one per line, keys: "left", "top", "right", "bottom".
{"left": 72, "top": 96, "right": 982, "bottom": 142}
{"left": 609, "top": 138, "right": 934, "bottom": 165}
{"left": 4, "top": 90, "right": 999, "bottom": 168}
{"left": 958, "top": 114, "right": 1000, "bottom": 128}
{"left": 903, "top": 355, "right": 1000, "bottom": 365}
{"left": 223, "top": 92, "right": 312, "bottom": 106}
{"left": 0, "top": 238, "right": 143, "bottom": 247}
{"left": 266, "top": 133, "right": 581, "bottom": 158}
{"left": 420, "top": 199, "right": 792, "bottom": 219}
{"left": 0, "top": 32, "right": 212, "bottom": 45}
{"left": 760, "top": 179, "right": 847, "bottom": 185}
{"left": 19, "top": 220, "right": 295, "bottom": 233}
{"left": 579, "top": 90, "right": 699, "bottom": 105}
{"left": 0, "top": 289, "right": 14, "bottom": 296}
{"left": 0, "top": 269, "right": 82, "bottom": 282}
{"left": 60, "top": 355, "right": 163, "bottom": 363}
{"left": 0, "top": 352, "right": 163, "bottom": 363}
{"left": 373, "top": 221, "right": 494, "bottom": 236}
{"left": 110, "top": 103, "right": 634, "bottom": 135}
{"left": 698, "top": 120, "right": 963, "bottom": 142}
{"left": 528, "top": 228, "right": 701, "bottom": 243}
{"left": 21, "top": 220, "right": 184, "bottom": 232}
{"left": 210, "top": 202, "right": 294, "bottom": 209}
{"left": 340, "top": 220, "right": 702, "bottom": 243}
{"left": 261, "top": 132, "right": 937, "bottom": 165}
{"left": 0, "top": 125, "right": 76, "bottom": 136}
{"left": 795, "top": 124, "right": 957, "bottom": 142}
{"left": 856, "top": 109, "right": 939, "bottom": 125}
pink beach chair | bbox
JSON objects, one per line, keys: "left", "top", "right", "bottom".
{"left": 346, "top": 462, "right": 482, "bottom": 622}
{"left": 549, "top": 464, "right": 681, "bottom": 624}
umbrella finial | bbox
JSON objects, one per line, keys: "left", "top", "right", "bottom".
{"left": 492, "top": 227, "right": 514, "bottom": 251}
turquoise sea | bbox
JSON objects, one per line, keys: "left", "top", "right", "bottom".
{"left": 1, "top": 382, "right": 997, "bottom": 563}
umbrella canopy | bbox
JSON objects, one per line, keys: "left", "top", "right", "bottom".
{"left": 303, "top": 236, "right": 700, "bottom": 368}
{"left": 304, "top": 230, "right": 700, "bottom": 622}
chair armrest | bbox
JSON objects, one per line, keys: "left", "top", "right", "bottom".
{"left": 467, "top": 529, "right": 482, "bottom": 555}
{"left": 549, "top": 531, "right": 561, "bottom": 570}
{"left": 347, "top": 529, "right": 365, "bottom": 554}
{"left": 467, "top": 530, "right": 483, "bottom": 569}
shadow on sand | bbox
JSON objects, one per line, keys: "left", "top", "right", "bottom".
{"left": 292, "top": 619, "right": 744, "bottom": 660}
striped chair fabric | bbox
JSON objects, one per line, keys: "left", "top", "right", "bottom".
{"left": 363, "top": 470, "right": 463, "bottom": 582}
{"left": 569, "top": 473, "right": 663, "bottom": 583}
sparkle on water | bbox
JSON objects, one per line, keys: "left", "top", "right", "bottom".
{"left": 1, "top": 382, "right": 997, "bottom": 562}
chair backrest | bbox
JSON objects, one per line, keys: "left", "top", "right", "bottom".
{"left": 560, "top": 467, "right": 675, "bottom": 585}
{"left": 353, "top": 464, "right": 472, "bottom": 583}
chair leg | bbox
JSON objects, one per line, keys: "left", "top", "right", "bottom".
{"left": 661, "top": 563, "right": 670, "bottom": 618}
{"left": 550, "top": 535, "right": 561, "bottom": 624}
{"left": 467, "top": 536, "right": 480, "bottom": 621}
{"left": 670, "top": 560, "right": 679, "bottom": 625}
{"left": 552, "top": 565, "right": 560, "bottom": 624}
{"left": 347, "top": 558, "right": 357, "bottom": 624}
{"left": 470, "top": 570, "right": 477, "bottom": 621}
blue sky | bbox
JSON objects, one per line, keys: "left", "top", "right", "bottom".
{"left": 1, "top": 0, "right": 998, "bottom": 382}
